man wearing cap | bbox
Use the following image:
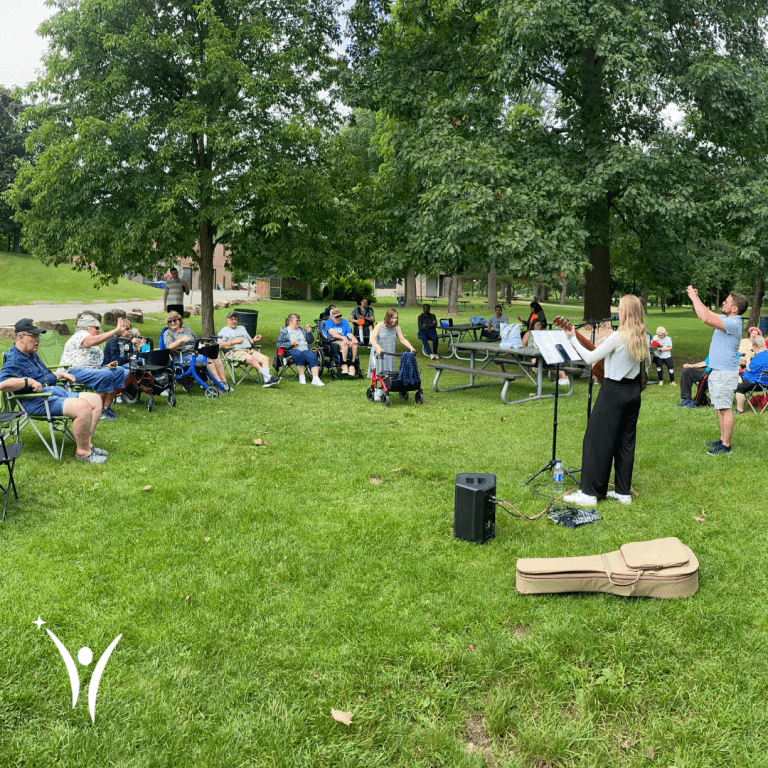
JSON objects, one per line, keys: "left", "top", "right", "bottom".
{"left": 324, "top": 309, "right": 359, "bottom": 376}
{"left": 58, "top": 314, "right": 130, "bottom": 420}
{"left": 0, "top": 319, "right": 109, "bottom": 463}
{"left": 163, "top": 267, "right": 190, "bottom": 316}
{"left": 217, "top": 312, "right": 280, "bottom": 387}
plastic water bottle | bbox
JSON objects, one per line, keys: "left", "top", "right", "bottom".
{"left": 553, "top": 460, "right": 564, "bottom": 494}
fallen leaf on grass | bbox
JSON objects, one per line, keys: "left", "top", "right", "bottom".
{"left": 185, "top": 595, "right": 192, "bottom": 601}
{"left": 645, "top": 747, "right": 654, "bottom": 759}
{"left": 392, "top": 467, "right": 405, "bottom": 472}
{"left": 204, "top": 537, "right": 211, "bottom": 542}
{"left": 131, "top": 409, "right": 136, "bottom": 413}
{"left": 252, "top": 438, "right": 265, "bottom": 446}
{"left": 621, "top": 738, "right": 636, "bottom": 750}
{"left": 369, "top": 476, "right": 382, "bottom": 484}
{"left": 331, "top": 709, "right": 352, "bottom": 726}
{"left": 694, "top": 509, "right": 707, "bottom": 523}
{"left": 142, "top": 485, "right": 152, "bottom": 491}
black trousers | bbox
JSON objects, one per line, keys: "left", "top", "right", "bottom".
{"left": 166, "top": 304, "right": 184, "bottom": 317}
{"left": 680, "top": 367, "right": 706, "bottom": 400}
{"left": 580, "top": 377, "right": 641, "bottom": 498}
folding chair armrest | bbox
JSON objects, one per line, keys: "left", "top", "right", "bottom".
{"left": 8, "top": 391, "right": 54, "bottom": 399}
{"left": 0, "top": 411, "right": 23, "bottom": 424}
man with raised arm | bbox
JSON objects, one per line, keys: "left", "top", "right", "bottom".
{"left": 686, "top": 286, "right": 748, "bottom": 455}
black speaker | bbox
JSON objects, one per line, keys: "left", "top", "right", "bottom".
{"left": 454, "top": 473, "right": 496, "bottom": 543}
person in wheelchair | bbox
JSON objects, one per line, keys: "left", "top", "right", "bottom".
{"left": 218, "top": 312, "right": 280, "bottom": 387}
{"left": 276, "top": 314, "right": 325, "bottom": 386}
{"left": 349, "top": 298, "right": 375, "bottom": 346}
{"left": 103, "top": 322, "right": 149, "bottom": 367}
{"left": 324, "top": 308, "right": 359, "bottom": 376}
{"left": 163, "top": 311, "right": 231, "bottom": 391}
{"left": 734, "top": 334, "right": 768, "bottom": 415}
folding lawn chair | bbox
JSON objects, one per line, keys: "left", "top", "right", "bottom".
{"left": 0, "top": 411, "right": 23, "bottom": 521}
{"left": 747, "top": 371, "right": 768, "bottom": 415}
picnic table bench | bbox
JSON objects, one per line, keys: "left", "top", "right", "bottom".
{"left": 430, "top": 340, "right": 577, "bottom": 404}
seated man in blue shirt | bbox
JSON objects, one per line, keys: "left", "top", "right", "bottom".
{"left": 324, "top": 308, "right": 358, "bottom": 376}
{"left": 677, "top": 356, "right": 711, "bottom": 407}
{"left": 0, "top": 318, "right": 108, "bottom": 463}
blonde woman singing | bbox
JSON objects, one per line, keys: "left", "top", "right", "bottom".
{"left": 563, "top": 295, "right": 650, "bottom": 507}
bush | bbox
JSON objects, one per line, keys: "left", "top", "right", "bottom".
{"left": 326, "top": 275, "right": 375, "bottom": 304}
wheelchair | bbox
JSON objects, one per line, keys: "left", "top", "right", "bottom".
{"left": 315, "top": 320, "right": 363, "bottom": 380}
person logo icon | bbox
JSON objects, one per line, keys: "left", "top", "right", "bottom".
{"left": 33, "top": 616, "right": 122, "bottom": 723}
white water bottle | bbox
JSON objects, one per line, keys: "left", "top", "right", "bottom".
{"left": 553, "top": 460, "right": 564, "bottom": 493}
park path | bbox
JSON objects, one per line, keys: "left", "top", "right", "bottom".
{"left": 0, "top": 289, "right": 255, "bottom": 326}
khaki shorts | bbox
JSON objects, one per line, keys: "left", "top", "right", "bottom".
{"left": 708, "top": 370, "right": 739, "bottom": 409}
{"left": 225, "top": 348, "right": 255, "bottom": 362}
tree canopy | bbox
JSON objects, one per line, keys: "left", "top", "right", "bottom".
{"left": 7, "top": 0, "right": 342, "bottom": 333}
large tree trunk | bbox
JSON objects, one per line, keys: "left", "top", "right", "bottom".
{"left": 11, "top": 231, "right": 21, "bottom": 253}
{"left": 447, "top": 273, "right": 461, "bottom": 315}
{"left": 640, "top": 286, "right": 649, "bottom": 312}
{"left": 534, "top": 278, "right": 549, "bottom": 303}
{"left": 198, "top": 220, "right": 216, "bottom": 336}
{"left": 486, "top": 267, "right": 497, "bottom": 311}
{"left": 748, "top": 276, "right": 764, "bottom": 328}
{"left": 559, "top": 277, "right": 567, "bottom": 305}
{"left": 502, "top": 279, "right": 512, "bottom": 303}
{"left": 306, "top": 283, "right": 312, "bottom": 301}
{"left": 583, "top": 196, "right": 612, "bottom": 322}
{"left": 404, "top": 267, "right": 417, "bottom": 308}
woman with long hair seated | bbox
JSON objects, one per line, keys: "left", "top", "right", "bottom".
{"left": 562, "top": 295, "right": 650, "bottom": 507}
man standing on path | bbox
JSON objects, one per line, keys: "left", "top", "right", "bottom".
{"left": 163, "top": 267, "right": 190, "bottom": 316}
{"left": 686, "top": 286, "right": 748, "bottom": 455}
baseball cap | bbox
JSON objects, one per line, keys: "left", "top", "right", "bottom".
{"left": 226, "top": 311, "right": 238, "bottom": 319}
{"left": 14, "top": 318, "right": 46, "bottom": 335}
{"left": 331, "top": 309, "right": 342, "bottom": 317}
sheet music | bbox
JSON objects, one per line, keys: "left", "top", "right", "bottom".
{"left": 531, "top": 330, "right": 582, "bottom": 366}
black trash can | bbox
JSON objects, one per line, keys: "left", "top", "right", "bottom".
{"left": 235, "top": 309, "right": 259, "bottom": 337}
{"left": 396, "top": 296, "right": 404, "bottom": 307}
{"left": 759, "top": 317, "right": 768, "bottom": 336}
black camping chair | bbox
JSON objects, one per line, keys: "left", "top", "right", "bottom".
{"left": 0, "top": 412, "right": 23, "bottom": 521}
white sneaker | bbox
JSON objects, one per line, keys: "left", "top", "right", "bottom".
{"left": 299, "top": 376, "right": 307, "bottom": 384}
{"left": 558, "top": 378, "right": 570, "bottom": 386}
{"left": 311, "top": 377, "right": 325, "bottom": 386}
{"left": 563, "top": 491, "right": 598, "bottom": 507}
{"left": 606, "top": 491, "right": 632, "bottom": 505}
{"left": 374, "top": 389, "right": 381, "bottom": 401}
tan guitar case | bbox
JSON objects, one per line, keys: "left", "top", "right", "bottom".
{"left": 516, "top": 537, "right": 698, "bottom": 599}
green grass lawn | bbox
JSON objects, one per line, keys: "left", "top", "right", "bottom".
{"left": 0, "top": 251, "right": 163, "bottom": 305}
{"left": 1, "top": 300, "right": 766, "bottom": 767}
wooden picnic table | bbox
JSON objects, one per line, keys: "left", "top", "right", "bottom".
{"left": 458, "top": 300, "right": 471, "bottom": 311}
{"left": 428, "top": 340, "right": 576, "bottom": 405}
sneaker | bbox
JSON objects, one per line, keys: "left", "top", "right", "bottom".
{"left": 606, "top": 490, "right": 632, "bottom": 505}
{"left": 374, "top": 389, "right": 381, "bottom": 401}
{"left": 432, "top": 353, "right": 440, "bottom": 360}
{"left": 707, "top": 443, "right": 731, "bottom": 455}
{"left": 658, "top": 381, "right": 664, "bottom": 386}
{"left": 99, "top": 410, "right": 116, "bottom": 421}
{"left": 341, "top": 365, "right": 349, "bottom": 375}
{"left": 115, "top": 396, "right": 123, "bottom": 404}
{"left": 299, "top": 376, "right": 307, "bottom": 384}
{"left": 558, "top": 378, "right": 570, "bottom": 386}
{"left": 103, "top": 406, "right": 118, "bottom": 419}
{"left": 346, "top": 367, "right": 356, "bottom": 376}
{"left": 220, "top": 383, "right": 232, "bottom": 392}
{"left": 91, "top": 446, "right": 109, "bottom": 457}
{"left": 670, "top": 381, "right": 677, "bottom": 386}
{"left": 734, "top": 409, "right": 745, "bottom": 416}
{"left": 705, "top": 439, "right": 722, "bottom": 448}
{"left": 263, "top": 377, "right": 281, "bottom": 388}
{"left": 311, "top": 377, "right": 325, "bottom": 387}
{"left": 684, "top": 401, "right": 697, "bottom": 408}
{"left": 562, "top": 491, "right": 598, "bottom": 507}
{"left": 74, "top": 448, "right": 107, "bottom": 464}
{"left": 677, "top": 399, "right": 693, "bottom": 407}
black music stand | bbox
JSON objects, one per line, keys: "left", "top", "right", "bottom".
{"left": 522, "top": 330, "right": 582, "bottom": 487}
